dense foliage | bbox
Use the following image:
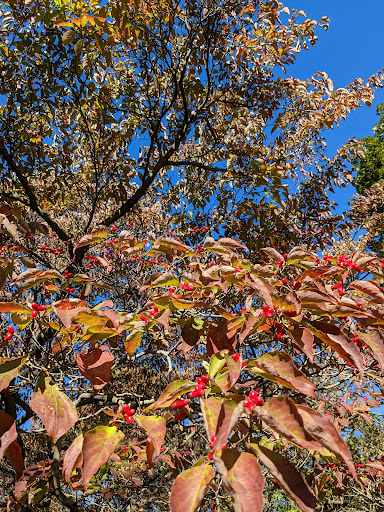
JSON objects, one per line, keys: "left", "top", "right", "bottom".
{"left": 1, "top": 0, "right": 384, "bottom": 511}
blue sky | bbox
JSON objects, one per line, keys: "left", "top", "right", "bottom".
{"left": 283, "top": 0, "right": 384, "bottom": 210}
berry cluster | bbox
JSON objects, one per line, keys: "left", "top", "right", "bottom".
{"left": 31, "top": 302, "right": 46, "bottom": 318}
{"left": 171, "top": 398, "right": 189, "bottom": 421}
{"left": 331, "top": 281, "right": 346, "bottom": 297}
{"left": 180, "top": 282, "right": 194, "bottom": 291}
{"left": 122, "top": 404, "right": 135, "bottom": 424}
{"left": 5, "top": 325, "right": 14, "bottom": 341}
{"left": 244, "top": 389, "right": 264, "bottom": 411}
{"left": 272, "top": 322, "right": 285, "bottom": 341}
{"left": 260, "top": 305, "right": 275, "bottom": 318}
{"left": 276, "top": 254, "right": 288, "bottom": 268}
{"left": 336, "top": 255, "right": 361, "bottom": 271}
{"left": 64, "top": 270, "right": 73, "bottom": 278}
{"left": 189, "top": 374, "right": 209, "bottom": 398}
{"left": 207, "top": 435, "right": 228, "bottom": 459}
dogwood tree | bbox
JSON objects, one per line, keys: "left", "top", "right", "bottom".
{"left": 1, "top": 0, "right": 384, "bottom": 511}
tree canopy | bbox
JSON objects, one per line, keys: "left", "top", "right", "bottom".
{"left": 1, "top": 0, "right": 384, "bottom": 511}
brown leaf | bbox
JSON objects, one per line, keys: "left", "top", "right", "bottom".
{"left": 169, "top": 464, "right": 215, "bottom": 512}
{"left": 247, "top": 351, "right": 317, "bottom": 397}
{"left": 76, "top": 345, "right": 114, "bottom": 393}
{"left": 214, "top": 449, "right": 264, "bottom": 512}
{"left": 81, "top": 426, "right": 124, "bottom": 488}
{"left": 0, "top": 302, "right": 31, "bottom": 314}
{"left": 248, "top": 443, "right": 315, "bottom": 512}
{"left": 30, "top": 375, "right": 78, "bottom": 443}
{"left": 14, "top": 464, "right": 50, "bottom": 499}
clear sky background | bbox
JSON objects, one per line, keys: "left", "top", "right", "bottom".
{"left": 282, "top": 0, "right": 384, "bottom": 210}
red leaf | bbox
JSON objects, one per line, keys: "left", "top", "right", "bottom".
{"left": 350, "top": 280, "right": 384, "bottom": 303}
{"left": 14, "top": 464, "right": 50, "bottom": 500}
{"left": 76, "top": 345, "right": 114, "bottom": 393}
{"left": 305, "top": 320, "right": 364, "bottom": 376}
{"left": 62, "top": 434, "right": 83, "bottom": 483}
{"left": 296, "top": 403, "right": 356, "bottom": 479}
{"left": 247, "top": 351, "right": 317, "bottom": 397}
{"left": 135, "top": 415, "right": 166, "bottom": 458}
{"left": 81, "top": 425, "right": 124, "bottom": 488}
{"left": 169, "top": 464, "right": 215, "bottom": 512}
{"left": 248, "top": 443, "right": 316, "bottom": 512}
{"left": 52, "top": 302, "right": 86, "bottom": 330}
{"left": 202, "top": 398, "right": 244, "bottom": 455}
{"left": 0, "top": 411, "right": 17, "bottom": 460}
{"left": 358, "top": 329, "right": 384, "bottom": 372}
{"left": 6, "top": 441, "right": 25, "bottom": 480}
{"left": 254, "top": 396, "right": 324, "bottom": 452}
{"left": 214, "top": 449, "right": 264, "bottom": 511}
{"left": 30, "top": 375, "right": 79, "bottom": 443}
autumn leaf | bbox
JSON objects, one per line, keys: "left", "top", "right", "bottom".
{"left": 76, "top": 345, "right": 114, "bottom": 392}
{"left": 214, "top": 449, "right": 264, "bottom": 512}
{"left": 0, "top": 355, "right": 28, "bottom": 392}
{"left": 135, "top": 415, "right": 166, "bottom": 458}
{"left": 81, "top": 426, "right": 124, "bottom": 488}
{"left": 146, "top": 380, "right": 195, "bottom": 410}
{"left": 202, "top": 398, "right": 244, "bottom": 455}
{"left": 169, "top": 464, "right": 215, "bottom": 512}
{"left": 248, "top": 443, "right": 316, "bottom": 512}
{"left": 247, "top": 351, "right": 317, "bottom": 397}
{"left": 30, "top": 375, "right": 78, "bottom": 443}
{"left": 0, "top": 411, "right": 17, "bottom": 460}
{"left": 62, "top": 434, "right": 84, "bottom": 483}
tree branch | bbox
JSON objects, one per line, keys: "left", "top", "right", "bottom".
{"left": 0, "top": 141, "right": 72, "bottom": 247}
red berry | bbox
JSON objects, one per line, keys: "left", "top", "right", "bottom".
{"left": 31, "top": 310, "right": 38, "bottom": 318}
{"left": 244, "top": 400, "right": 255, "bottom": 411}
{"left": 249, "top": 390, "right": 259, "bottom": 401}
{"left": 5, "top": 333, "right": 12, "bottom": 341}
{"left": 7, "top": 326, "right": 14, "bottom": 335}
{"left": 231, "top": 353, "right": 240, "bottom": 363}
{"left": 125, "top": 415, "right": 134, "bottom": 424}
{"left": 208, "top": 452, "right": 213, "bottom": 460}
{"left": 31, "top": 302, "right": 39, "bottom": 310}
{"left": 37, "top": 305, "right": 46, "bottom": 311}
{"left": 122, "top": 405, "right": 134, "bottom": 416}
